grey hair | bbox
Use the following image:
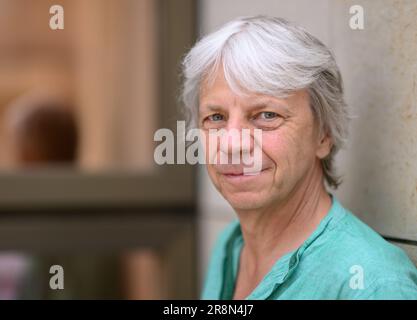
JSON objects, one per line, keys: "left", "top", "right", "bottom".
{"left": 181, "top": 15, "right": 350, "bottom": 188}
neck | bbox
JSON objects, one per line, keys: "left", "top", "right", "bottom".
{"left": 235, "top": 162, "right": 332, "bottom": 273}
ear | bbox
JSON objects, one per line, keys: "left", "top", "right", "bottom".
{"left": 316, "top": 131, "right": 332, "bottom": 160}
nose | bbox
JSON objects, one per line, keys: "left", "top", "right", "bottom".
{"left": 218, "top": 120, "right": 254, "bottom": 164}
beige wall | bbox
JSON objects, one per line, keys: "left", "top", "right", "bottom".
{"left": 197, "top": 0, "right": 417, "bottom": 286}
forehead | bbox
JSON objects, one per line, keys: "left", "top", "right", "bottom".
{"left": 199, "top": 69, "right": 309, "bottom": 113}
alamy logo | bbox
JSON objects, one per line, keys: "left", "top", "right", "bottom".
{"left": 49, "top": 5, "right": 64, "bottom": 30}
{"left": 49, "top": 265, "right": 64, "bottom": 290}
{"left": 349, "top": 5, "right": 365, "bottom": 30}
{"left": 153, "top": 121, "right": 263, "bottom": 174}
{"left": 349, "top": 264, "right": 365, "bottom": 290}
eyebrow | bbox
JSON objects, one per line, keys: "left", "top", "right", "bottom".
{"left": 248, "top": 98, "right": 291, "bottom": 113}
{"left": 200, "top": 98, "right": 291, "bottom": 114}
{"left": 201, "top": 104, "right": 224, "bottom": 112}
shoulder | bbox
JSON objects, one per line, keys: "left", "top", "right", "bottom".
{"left": 207, "top": 219, "right": 240, "bottom": 263}
{"left": 333, "top": 207, "right": 415, "bottom": 274}
{"left": 353, "top": 276, "right": 417, "bottom": 299}
{"left": 303, "top": 201, "right": 417, "bottom": 298}
{"left": 200, "top": 219, "right": 240, "bottom": 299}
{"left": 207, "top": 218, "right": 240, "bottom": 264}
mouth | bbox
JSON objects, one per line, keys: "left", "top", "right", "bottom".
{"left": 220, "top": 167, "right": 271, "bottom": 183}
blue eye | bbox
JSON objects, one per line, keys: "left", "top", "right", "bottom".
{"left": 208, "top": 113, "right": 224, "bottom": 121}
{"left": 258, "top": 112, "right": 278, "bottom": 120}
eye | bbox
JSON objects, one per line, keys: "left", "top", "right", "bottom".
{"left": 252, "top": 111, "right": 283, "bottom": 130}
{"left": 201, "top": 113, "right": 226, "bottom": 129}
{"left": 207, "top": 113, "right": 224, "bottom": 122}
{"left": 256, "top": 111, "right": 279, "bottom": 120}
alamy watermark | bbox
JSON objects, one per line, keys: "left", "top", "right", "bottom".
{"left": 349, "top": 264, "right": 365, "bottom": 290}
{"left": 349, "top": 5, "right": 365, "bottom": 30}
{"left": 49, "top": 5, "right": 64, "bottom": 30}
{"left": 49, "top": 265, "right": 64, "bottom": 290}
{"left": 154, "top": 121, "right": 263, "bottom": 174}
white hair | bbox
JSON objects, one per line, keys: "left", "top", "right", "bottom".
{"left": 181, "top": 15, "right": 350, "bottom": 188}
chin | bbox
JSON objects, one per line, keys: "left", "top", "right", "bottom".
{"left": 222, "top": 191, "right": 270, "bottom": 211}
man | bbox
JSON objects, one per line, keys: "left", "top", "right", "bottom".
{"left": 181, "top": 16, "right": 417, "bottom": 299}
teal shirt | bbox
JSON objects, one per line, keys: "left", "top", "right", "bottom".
{"left": 201, "top": 196, "right": 417, "bottom": 299}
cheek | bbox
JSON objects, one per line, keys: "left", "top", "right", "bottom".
{"left": 261, "top": 127, "right": 316, "bottom": 171}
{"left": 261, "top": 132, "right": 293, "bottom": 167}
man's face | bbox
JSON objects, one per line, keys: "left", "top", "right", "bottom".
{"left": 199, "top": 70, "right": 331, "bottom": 211}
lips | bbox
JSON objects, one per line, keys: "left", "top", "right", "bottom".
{"left": 214, "top": 165, "right": 249, "bottom": 175}
{"left": 218, "top": 168, "right": 270, "bottom": 187}
{"left": 215, "top": 165, "right": 271, "bottom": 176}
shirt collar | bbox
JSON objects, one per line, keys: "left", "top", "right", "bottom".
{"left": 223, "top": 194, "right": 347, "bottom": 300}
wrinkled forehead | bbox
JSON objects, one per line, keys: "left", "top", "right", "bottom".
{"left": 200, "top": 69, "right": 267, "bottom": 102}
{"left": 199, "top": 67, "right": 309, "bottom": 114}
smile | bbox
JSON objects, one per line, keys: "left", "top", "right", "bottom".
{"left": 220, "top": 168, "right": 271, "bottom": 184}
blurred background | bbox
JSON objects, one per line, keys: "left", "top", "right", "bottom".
{"left": 0, "top": 0, "right": 416, "bottom": 299}
{"left": 0, "top": 0, "right": 196, "bottom": 299}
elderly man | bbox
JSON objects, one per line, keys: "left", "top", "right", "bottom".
{"left": 181, "top": 16, "right": 417, "bottom": 299}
